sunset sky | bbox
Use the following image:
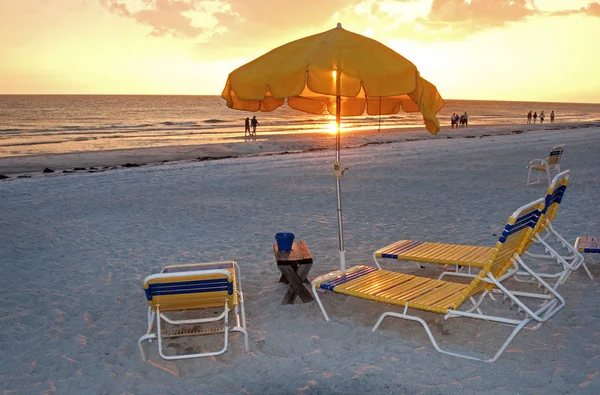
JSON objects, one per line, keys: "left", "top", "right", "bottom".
{"left": 1, "top": 0, "right": 599, "bottom": 102}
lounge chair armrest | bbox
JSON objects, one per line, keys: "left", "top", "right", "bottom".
{"left": 528, "top": 158, "right": 547, "bottom": 167}
{"left": 144, "top": 269, "right": 233, "bottom": 286}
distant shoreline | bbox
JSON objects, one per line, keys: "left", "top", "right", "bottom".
{"left": 1, "top": 121, "right": 598, "bottom": 179}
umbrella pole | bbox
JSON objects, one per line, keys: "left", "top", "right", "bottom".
{"left": 334, "top": 76, "right": 346, "bottom": 273}
{"left": 378, "top": 97, "right": 381, "bottom": 132}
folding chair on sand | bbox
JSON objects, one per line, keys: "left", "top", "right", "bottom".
{"left": 526, "top": 145, "right": 564, "bottom": 185}
{"left": 312, "top": 199, "right": 565, "bottom": 362}
{"left": 138, "top": 261, "right": 249, "bottom": 361}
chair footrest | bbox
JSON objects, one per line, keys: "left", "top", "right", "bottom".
{"left": 161, "top": 327, "right": 225, "bottom": 338}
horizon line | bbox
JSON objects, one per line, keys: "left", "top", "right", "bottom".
{"left": 1, "top": 93, "right": 599, "bottom": 105}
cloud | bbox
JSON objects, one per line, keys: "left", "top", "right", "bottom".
{"left": 95, "top": 0, "right": 364, "bottom": 58}
{"left": 192, "top": 0, "right": 365, "bottom": 59}
{"left": 341, "top": 0, "right": 600, "bottom": 42}
{"left": 427, "top": 0, "right": 537, "bottom": 25}
{"left": 549, "top": 2, "right": 600, "bottom": 17}
{"left": 98, "top": 0, "right": 235, "bottom": 38}
{"left": 96, "top": 0, "right": 600, "bottom": 50}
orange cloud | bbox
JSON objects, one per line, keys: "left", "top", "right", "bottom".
{"left": 549, "top": 2, "right": 600, "bottom": 17}
{"left": 359, "top": 0, "right": 600, "bottom": 41}
{"left": 95, "top": 0, "right": 600, "bottom": 47}
{"left": 97, "top": 0, "right": 357, "bottom": 40}
{"left": 427, "top": 0, "right": 537, "bottom": 25}
{"left": 99, "top": 0, "right": 132, "bottom": 17}
{"left": 98, "top": 0, "right": 231, "bottom": 38}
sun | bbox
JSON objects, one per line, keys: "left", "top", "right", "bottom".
{"left": 327, "top": 121, "right": 338, "bottom": 134}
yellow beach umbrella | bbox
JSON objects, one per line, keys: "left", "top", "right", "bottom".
{"left": 222, "top": 23, "right": 444, "bottom": 272}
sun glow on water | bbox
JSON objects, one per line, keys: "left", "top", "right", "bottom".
{"left": 327, "top": 121, "right": 339, "bottom": 134}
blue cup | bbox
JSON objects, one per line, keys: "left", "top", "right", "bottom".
{"left": 275, "top": 232, "right": 295, "bottom": 251}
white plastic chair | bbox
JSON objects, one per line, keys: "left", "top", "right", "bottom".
{"left": 526, "top": 145, "right": 564, "bottom": 185}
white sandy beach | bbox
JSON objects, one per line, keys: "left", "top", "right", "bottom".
{"left": 1, "top": 125, "right": 599, "bottom": 394}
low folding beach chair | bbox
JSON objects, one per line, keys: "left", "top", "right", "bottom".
{"left": 519, "top": 171, "right": 592, "bottom": 286}
{"left": 313, "top": 198, "right": 565, "bottom": 362}
{"left": 526, "top": 145, "right": 564, "bottom": 185}
{"left": 137, "top": 261, "right": 249, "bottom": 361}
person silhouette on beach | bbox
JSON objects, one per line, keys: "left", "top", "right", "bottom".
{"left": 244, "top": 117, "right": 250, "bottom": 136}
{"left": 533, "top": 112, "right": 537, "bottom": 123}
{"left": 251, "top": 116, "right": 259, "bottom": 136}
{"left": 462, "top": 112, "right": 468, "bottom": 128}
{"left": 527, "top": 111, "right": 532, "bottom": 124}
{"left": 540, "top": 111, "right": 545, "bottom": 124}
{"left": 550, "top": 111, "right": 555, "bottom": 123}
{"left": 451, "top": 113, "right": 456, "bottom": 128}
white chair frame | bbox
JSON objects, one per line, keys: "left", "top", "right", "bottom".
{"left": 517, "top": 223, "right": 592, "bottom": 287}
{"left": 526, "top": 145, "right": 563, "bottom": 186}
{"left": 138, "top": 264, "right": 249, "bottom": 361}
{"left": 312, "top": 254, "right": 565, "bottom": 363}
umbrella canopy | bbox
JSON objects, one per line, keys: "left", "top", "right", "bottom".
{"left": 222, "top": 23, "right": 444, "bottom": 271}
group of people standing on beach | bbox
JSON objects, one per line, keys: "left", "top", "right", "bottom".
{"left": 450, "top": 112, "right": 469, "bottom": 128}
{"left": 244, "top": 116, "right": 260, "bottom": 136}
{"left": 527, "top": 110, "right": 554, "bottom": 124}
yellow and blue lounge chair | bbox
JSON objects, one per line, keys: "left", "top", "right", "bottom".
{"left": 374, "top": 171, "right": 587, "bottom": 288}
{"left": 520, "top": 171, "right": 592, "bottom": 285}
{"left": 526, "top": 145, "right": 564, "bottom": 185}
{"left": 312, "top": 199, "right": 565, "bottom": 362}
{"left": 137, "top": 261, "right": 249, "bottom": 361}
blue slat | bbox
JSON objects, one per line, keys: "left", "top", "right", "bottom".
{"left": 382, "top": 240, "right": 424, "bottom": 259}
{"left": 498, "top": 210, "right": 539, "bottom": 243}
{"left": 542, "top": 185, "right": 566, "bottom": 214}
{"left": 145, "top": 278, "right": 232, "bottom": 300}
{"left": 319, "top": 266, "right": 378, "bottom": 291}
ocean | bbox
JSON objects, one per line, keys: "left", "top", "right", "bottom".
{"left": 1, "top": 95, "right": 599, "bottom": 158}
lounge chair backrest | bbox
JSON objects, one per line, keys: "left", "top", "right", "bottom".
{"left": 143, "top": 268, "right": 235, "bottom": 312}
{"left": 540, "top": 170, "right": 569, "bottom": 223}
{"left": 519, "top": 170, "right": 570, "bottom": 254}
{"left": 547, "top": 145, "right": 564, "bottom": 167}
{"left": 451, "top": 198, "right": 544, "bottom": 308}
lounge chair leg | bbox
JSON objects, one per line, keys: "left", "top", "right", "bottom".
{"left": 372, "top": 307, "right": 530, "bottom": 363}
{"left": 372, "top": 252, "right": 382, "bottom": 269}
{"left": 311, "top": 282, "right": 330, "bottom": 321}
{"left": 138, "top": 333, "right": 157, "bottom": 361}
{"left": 152, "top": 304, "right": 231, "bottom": 361}
{"left": 526, "top": 167, "right": 535, "bottom": 185}
{"left": 145, "top": 308, "right": 156, "bottom": 343}
{"left": 581, "top": 257, "right": 594, "bottom": 280}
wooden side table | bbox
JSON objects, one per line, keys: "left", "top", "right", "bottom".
{"left": 273, "top": 240, "right": 314, "bottom": 304}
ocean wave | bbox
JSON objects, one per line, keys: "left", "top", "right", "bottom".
{"left": 159, "top": 121, "right": 197, "bottom": 126}
{"left": 110, "top": 123, "right": 154, "bottom": 129}
{"left": 203, "top": 119, "right": 227, "bottom": 123}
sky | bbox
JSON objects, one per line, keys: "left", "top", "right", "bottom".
{"left": 1, "top": 0, "right": 599, "bottom": 103}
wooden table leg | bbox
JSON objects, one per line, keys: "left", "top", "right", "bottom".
{"left": 279, "top": 263, "right": 310, "bottom": 284}
{"left": 278, "top": 264, "right": 314, "bottom": 304}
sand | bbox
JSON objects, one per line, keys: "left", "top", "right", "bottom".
{"left": 1, "top": 124, "right": 599, "bottom": 394}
